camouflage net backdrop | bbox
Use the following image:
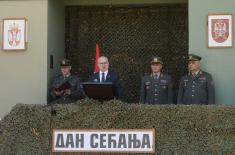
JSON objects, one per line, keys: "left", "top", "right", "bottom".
{"left": 65, "top": 5, "right": 188, "bottom": 103}
{"left": 0, "top": 100, "right": 234, "bottom": 155}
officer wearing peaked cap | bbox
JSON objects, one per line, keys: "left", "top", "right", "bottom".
{"left": 140, "top": 56, "right": 173, "bottom": 104}
{"left": 50, "top": 58, "right": 84, "bottom": 103}
{"left": 60, "top": 59, "right": 71, "bottom": 66}
{"left": 177, "top": 54, "right": 215, "bottom": 104}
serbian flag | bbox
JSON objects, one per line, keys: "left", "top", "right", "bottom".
{"left": 94, "top": 43, "right": 100, "bottom": 73}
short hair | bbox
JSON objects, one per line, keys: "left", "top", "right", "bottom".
{"left": 98, "top": 56, "right": 109, "bottom": 63}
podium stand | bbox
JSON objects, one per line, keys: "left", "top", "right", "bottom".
{"left": 82, "top": 82, "right": 115, "bottom": 100}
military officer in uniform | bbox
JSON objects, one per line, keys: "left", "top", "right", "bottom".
{"left": 50, "top": 59, "right": 84, "bottom": 102}
{"left": 177, "top": 54, "right": 215, "bottom": 104}
{"left": 140, "top": 56, "right": 173, "bottom": 104}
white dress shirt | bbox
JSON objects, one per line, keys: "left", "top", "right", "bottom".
{"left": 99, "top": 70, "right": 108, "bottom": 82}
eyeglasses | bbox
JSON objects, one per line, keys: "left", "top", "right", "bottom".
{"left": 99, "top": 62, "right": 108, "bottom": 65}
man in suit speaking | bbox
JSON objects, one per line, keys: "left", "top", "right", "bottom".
{"left": 88, "top": 56, "right": 124, "bottom": 99}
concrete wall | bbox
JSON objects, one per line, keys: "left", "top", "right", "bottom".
{"left": 189, "top": 0, "right": 235, "bottom": 105}
{"left": 0, "top": 0, "right": 48, "bottom": 118}
{"left": 65, "top": 0, "right": 187, "bottom": 5}
{"left": 47, "top": 0, "right": 65, "bottom": 101}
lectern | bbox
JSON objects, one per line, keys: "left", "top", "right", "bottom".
{"left": 82, "top": 82, "right": 115, "bottom": 100}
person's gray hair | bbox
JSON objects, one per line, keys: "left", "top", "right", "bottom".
{"left": 98, "top": 56, "right": 109, "bottom": 63}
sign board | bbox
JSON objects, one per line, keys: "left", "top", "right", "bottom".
{"left": 52, "top": 129, "right": 155, "bottom": 153}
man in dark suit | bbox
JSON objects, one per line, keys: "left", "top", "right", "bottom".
{"left": 140, "top": 56, "right": 173, "bottom": 104}
{"left": 88, "top": 56, "right": 124, "bottom": 99}
{"left": 177, "top": 54, "right": 215, "bottom": 104}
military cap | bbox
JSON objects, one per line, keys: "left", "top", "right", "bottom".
{"left": 188, "top": 54, "right": 201, "bottom": 61}
{"left": 151, "top": 56, "right": 163, "bottom": 64}
{"left": 60, "top": 59, "right": 71, "bottom": 66}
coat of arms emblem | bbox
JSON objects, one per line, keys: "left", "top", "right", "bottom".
{"left": 211, "top": 19, "right": 229, "bottom": 43}
{"left": 8, "top": 22, "right": 21, "bottom": 47}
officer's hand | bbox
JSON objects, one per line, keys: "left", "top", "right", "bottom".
{"left": 65, "top": 89, "right": 71, "bottom": 95}
{"left": 54, "top": 90, "right": 63, "bottom": 96}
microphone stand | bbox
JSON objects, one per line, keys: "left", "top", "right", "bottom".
{"left": 46, "top": 101, "right": 57, "bottom": 155}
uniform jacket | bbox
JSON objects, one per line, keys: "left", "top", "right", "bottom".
{"left": 177, "top": 71, "right": 215, "bottom": 104}
{"left": 140, "top": 73, "right": 173, "bottom": 104}
{"left": 88, "top": 70, "right": 124, "bottom": 99}
{"left": 50, "top": 74, "right": 84, "bottom": 101}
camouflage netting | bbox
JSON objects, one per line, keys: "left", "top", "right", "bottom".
{"left": 0, "top": 99, "right": 234, "bottom": 155}
{"left": 66, "top": 5, "right": 188, "bottom": 103}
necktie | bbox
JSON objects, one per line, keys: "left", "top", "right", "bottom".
{"left": 154, "top": 74, "right": 159, "bottom": 79}
{"left": 101, "top": 72, "right": 105, "bottom": 82}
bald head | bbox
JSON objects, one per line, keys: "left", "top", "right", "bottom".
{"left": 98, "top": 56, "right": 109, "bottom": 72}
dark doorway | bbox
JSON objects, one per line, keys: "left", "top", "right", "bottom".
{"left": 65, "top": 4, "right": 188, "bottom": 103}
